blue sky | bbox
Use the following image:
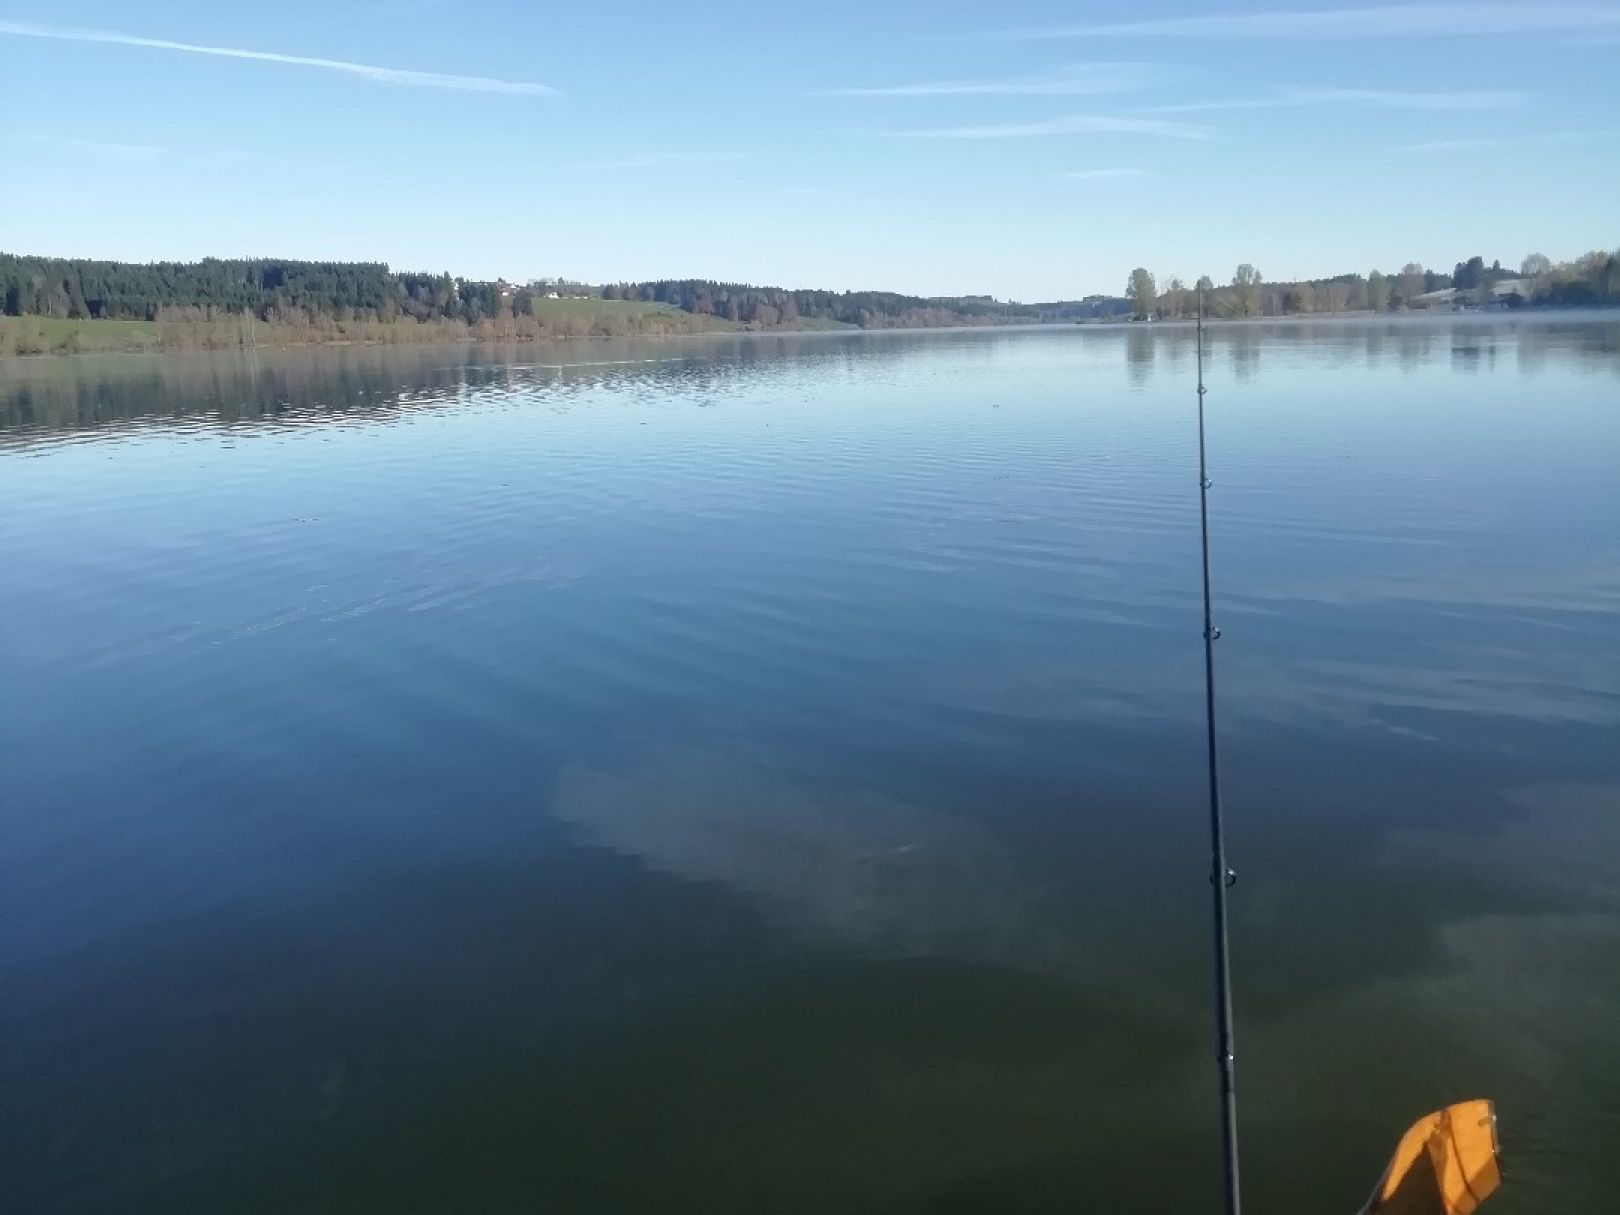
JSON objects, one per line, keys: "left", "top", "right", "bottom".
{"left": 4, "top": 1, "right": 1618, "bottom": 300}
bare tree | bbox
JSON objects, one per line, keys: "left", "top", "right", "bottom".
{"left": 1192, "top": 276, "right": 1216, "bottom": 316}
{"left": 1519, "top": 252, "right": 1552, "bottom": 299}
{"left": 1397, "top": 262, "right": 1426, "bottom": 307}
{"left": 1367, "top": 269, "right": 1389, "bottom": 312}
{"left": 1127, "top": 267, "right": 1157, "bottom": 319}
{"left": 1232, "top": 264, "right": 1262, "bottom": 317}
{"left": 1519, "top": 252, "right": 1552, "bottom": 279}
{"left": 1164, "top": 277, "right": 1188, "bottom": 318}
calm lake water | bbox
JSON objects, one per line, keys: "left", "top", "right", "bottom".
{"left": 4, "top": 316, "right": 1618, "bottom": 1214}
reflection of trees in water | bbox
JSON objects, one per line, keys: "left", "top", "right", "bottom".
{"left": 1184, "top": 315, "right": 1620, "bottom": 382}
{"left": 1556, "top": 319, "right": 1620, "bottom": 365}
{"left": 1449, "top": 334, "right": 1499, "bottom": 374}
{"left": 1124, "top": 327, "right": 1155, "bottom": 389}
{"left": 1363, "top": 326, "right": 1388, "bottom": 365}
{"left": 1225, "top": 325, "right": 1263, "bottom": 384}
{"left": 1493, "top": 318, "right": 1619, "bottom": 378}
{"left": 1158, "top": 327, "right": 1194, "bottom": 376}
{"left": 1517, "top": 332, "right": 1549, "bottom": 378}
{"left": 1393, "top": 324, "right": 1433, "bottom": 374}
{"left": 5, "top": 319, "right": 1617, "bottom": 439}
{"left": 0, "top": 346, "right": 473, "bottom": 435}
{"left": 0, "top": 330, "right": 1036, "bottom": 439}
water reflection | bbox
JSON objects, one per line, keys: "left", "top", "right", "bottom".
{"left": 1124, "top": 327, "right": 1155, "bottom": 389}
{"left": 3, "top": 314, "right": 1616, "bottom": 444}
{"left": 0, "top": 332, "right": 961, "bottom": 439}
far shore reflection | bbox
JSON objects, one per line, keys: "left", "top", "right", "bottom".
{"left": 2, "top": 312, "right": 1615, "bottom": 436}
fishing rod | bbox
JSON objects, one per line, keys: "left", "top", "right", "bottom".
{"left": 1190, "top": 293, "right": 1499, "bottom": 1215}
{"left": 1195, "top": 288, "right": 1242, "bottom": 1215}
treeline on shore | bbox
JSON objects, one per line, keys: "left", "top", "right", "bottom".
{"left": 596, "top": 280, "right": 1119, "bottom": 327}
{"left": 3, "top": 246, "right": 1617, "bottom": 356}
{"left": 0, "top": 253, "right": 1128, "bottom": 355}
{"left": 1123, "top": 249, "right": 1620, "bottom": 320}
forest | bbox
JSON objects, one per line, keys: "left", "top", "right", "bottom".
{"left": 597, "top": 280, "right": 1127, "bottom": 327}
{"left": 0, "top": 254, "right": 1105, "bottom": 332}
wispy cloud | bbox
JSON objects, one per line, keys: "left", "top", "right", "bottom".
{"left": 1062, "top": 167, "right": 1142, "bottom": 180}
{"left": 0, "top": 19, "right": 559, "bottom": 94}
{"left": 1006, "top": 4, "right": 1620, "bottom": 39}
{"left": 1147, "top": 87, "right": 1527, "bottom": 113}
{"left": 1402, "top": 138, "right": 1500, "bottom": 152}
{"left": 19, "top": 133, "right": 166, "bottom": 159}
{"left": 827, "top": 62, "right": 1163, "bottom": 97}
{"left": 568, "top": 151, "right": 746, "bottom": 171}
{"left": 1402, "top": 130, "right": 1620, "bottom": 152}
{"left": 859, "top": 115, "right": 1210, "bottom": 140}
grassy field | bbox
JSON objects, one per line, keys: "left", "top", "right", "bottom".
{"left": 528, "top": 297, "right": 675, "bottom": 318}
{"left": 2, "top": 316, "right": 165, "bottom": 355}
{"left": 37, "top": 317, "right": 161, "bottom": 340}
{"left": 528, "top": 297, "right": 739, "bottom": 332}
{"left": 787, "top": 316, "right": 857, "bottom": 331}
{"left": 2, "top": 299, "right": 853, "bottom": 358}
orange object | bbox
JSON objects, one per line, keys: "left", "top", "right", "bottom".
{"left": 1361, "top": 1100, "right": 1501, "bottom": 1215}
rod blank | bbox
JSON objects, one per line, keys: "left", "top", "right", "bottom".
{"left": 1196, "top": 289, "right": 1242, "bottom": 1215}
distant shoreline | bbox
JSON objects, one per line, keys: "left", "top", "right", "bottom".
{"left": 0, "top": 313, "right": 1027, "bottom": 358}
{"left": 10, "top": 305, "right": 1620, "bottom": 361}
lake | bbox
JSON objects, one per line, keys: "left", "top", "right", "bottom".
{"left": 3, "top": 316, "right": 1618, "bottom": 1214}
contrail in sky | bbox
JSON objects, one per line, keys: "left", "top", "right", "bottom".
{"left": 0, "top": 19, "right": 559, "bottom": 95}
{"left": 1003, "top": 4, "right": 1620, "bottom": 39}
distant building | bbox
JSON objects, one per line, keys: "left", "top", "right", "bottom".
{"left": 1413, "top": 280, "right": 1532, "bottom": 309}
{"left": 1411, "top": 287, "right": 1458, "bottom": 307}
